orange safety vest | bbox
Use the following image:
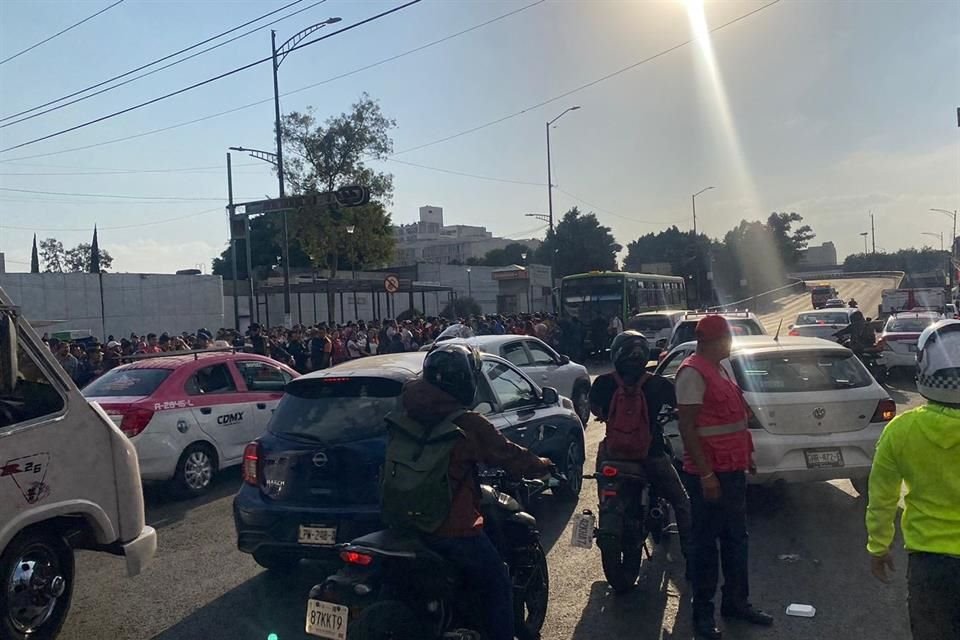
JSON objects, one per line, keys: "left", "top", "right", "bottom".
{"left": 677, "top": 353, "right": 753, "bottom": 474}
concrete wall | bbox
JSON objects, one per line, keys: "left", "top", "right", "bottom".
{"left": 0, "top": 272, "right": 224, "bottom": 339}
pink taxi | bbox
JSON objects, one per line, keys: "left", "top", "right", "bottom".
{"left": 83, "top": 351, "right": 299, "bottom": 496}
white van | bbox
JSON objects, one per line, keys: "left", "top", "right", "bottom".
{"left": 0, "top": 288, "right": 156, "bottom": 640}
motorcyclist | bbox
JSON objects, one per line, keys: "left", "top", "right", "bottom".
{"left": 866, "top": 319, "right": 960, "bottom": 639}
{"left": 589, "top": 331, "right": 693, "bottom": 562}
{"left": 833, "top": 311, "right": 876, "bottom": 354}
{"left": 391, "top": 343, "right": 552, "bottom": 640}
{"left": 848, "top": 298, "right": 858, "bottom": 308}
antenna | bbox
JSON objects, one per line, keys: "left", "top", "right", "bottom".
{"left": 774, "top": 318, "right": 783, "bottom": 342}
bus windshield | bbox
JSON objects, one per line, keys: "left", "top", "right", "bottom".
{"left": 562, "top": 276, "right": 623, "bottom": 323}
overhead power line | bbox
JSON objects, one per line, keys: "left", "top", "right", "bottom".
{"left": 0, "top": 186, "right": 241, "bottom": 201}
{"left": 0, "top": 0, "right": 546, "bottom": 162}
{"left": 386, "top": 158, "right": 544, "bottom": 186}
{"left": 0, "top": 0, "right": 126, "bottom": 66}
{"left": 391, "top": 0, "right": 783, "bottom": 156}
{"left": 0, "top": 207, "right": 223, "bottom": 232}
{"left": 0, "top": 0, "right": 423, "bottom": 154}
{"left": 554, "top": 188, "right": 687, "bottom": 226}
{"left": 0, "top": 163, "right": 261, "bottom": 176}
{"left": 0, "top": 0, "right": 323, "bottom": 128}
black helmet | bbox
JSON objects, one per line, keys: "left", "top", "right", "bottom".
{"left": 610, "top": 330, "right": 650, "bottom": 370}
{"left": 435, "top": 323, "right": 475, "bottom": 343}
{"left": 423, "top": 343, "right": 482, "bottom": 406}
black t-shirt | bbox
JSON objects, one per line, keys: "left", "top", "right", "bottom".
{"left": 588, "top": 373, "right": 677, "bottom": 456}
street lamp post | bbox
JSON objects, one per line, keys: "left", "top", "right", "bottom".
{"left": 465, "top": 267, "right": 472, "bottom": 299}
{"left": 859, "top": 232, "right": 869, "bottom": 254}
{"left": 545, "top": 106, "right": 581, "bottom": 234}
{"left": 930, "top": 208, "right": 958, "bottom": 289}
{"left": 521, "top": 251, "right": 531, "bottom": 313}
{"left": 269, "top": 18, "right": 341, "bottom": 327}
{"left": 691, "top": 186, "right": 714, "bottom": 237}
{"left": 346, "top": 225, "right": 358, "bottom": 321}
{"left": 921, "top": 231, "right": 944, "bottom": 252}
{"left": 690, "top": 186, "right": 714, "bottom": 307}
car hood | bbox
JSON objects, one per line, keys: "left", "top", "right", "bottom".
{"left": 402, "top": 378, "right": 464, "bottom": 426}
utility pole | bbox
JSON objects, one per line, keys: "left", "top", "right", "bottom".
{"left": 227, "top": 152, "right": 240, "bottom": 331}
{"left": 545, "top": 106, "right": 581, "bottom": 235}
{"left": 270, "top": 30, "right": 292, "bottom": 328}
{"left": 870, "top": 211, "right": 876, "bottom": 254}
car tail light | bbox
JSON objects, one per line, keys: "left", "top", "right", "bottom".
{"left": 871, "top": 399, "right": 896, "bottom": 423}
{"left": 601, "top": 489, "right": 618, "bottom": 498}
{"left": 242, "top": 442, "right": 260, "bottom": 486}
{"left": 601, "top": 465, "right": 619, "bottom": 477}
{"left": 876, "top": 338, "right": 892, "bottom": 351}
{"left": 788, "top": 328, "right": 800, "bottom": 337}
{"left": 340, "top": 551, "right": 373, "bottom": 566}
{"left": 120, "top": 407, "right": 154, "bottom": 438}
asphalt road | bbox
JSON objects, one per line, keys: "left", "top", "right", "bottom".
{"left": 63, "top": 369, "right": 924, "bottom": 640}
{"left": 755, "top": 276, "right": 901, "bottom": 333}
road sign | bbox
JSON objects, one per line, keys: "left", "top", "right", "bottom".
{"left": 384, "top": 274, "right": 400, "bottom": 293}
{"left": 237, "top": 185, "right": 371, "bottom": 216}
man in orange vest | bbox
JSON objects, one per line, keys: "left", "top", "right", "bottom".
{"left": 676, "top": 315, "right": 773, "bottom": 639}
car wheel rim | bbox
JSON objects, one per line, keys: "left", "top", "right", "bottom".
{"left": 575, "top": 388, "right": 589, "bottom": 422}
{"left": 566, "top": 443, "right": 583, "bottom": 494}
{"left": 6, "top": 542, "right": 66, "bottom": 633}
{"left": 184, "top": 450, "right": 213, "bottom": 490}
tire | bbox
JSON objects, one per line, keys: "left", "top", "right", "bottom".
{"left": 252, "top": 549, "right": 301, "bottom": 572}
{"left": 555, "top": 440, "right": 584, "bottom": 501}
{"left": 0, "top": 529, "right": 74, "bottom": 640}
{"left": 174, "top": 443, "right": 218, "bottom": 496}
{"left": 572, "top": 382, "right": 591, "bottom": 426}
{"left": 515, "top": 543, "right": 549, "bottom": 640}
{"left": 599, "top": 534, "right": 642, "bottom": 594}
{"left": 647, "top": 500, "right": 672, "bottom": 551}
{"left": 347, "top": 600, "right": 424, "bottom": 640}
{"left": 850, "top": 477, "right": 869, "bottom": 499}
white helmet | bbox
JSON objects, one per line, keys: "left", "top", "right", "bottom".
{"left": 916, "top": 319, "right": 960, "bottom": 405}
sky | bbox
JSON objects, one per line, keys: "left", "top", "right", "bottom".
{"left": 0, "top": 0, "right": 957, "bottom": 274}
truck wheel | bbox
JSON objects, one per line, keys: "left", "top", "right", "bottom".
{"left": 174, "top": 443, "right": 218, "bottom": 497}
{"left": 0, "top": 529, "right": 74, "bottom": 640}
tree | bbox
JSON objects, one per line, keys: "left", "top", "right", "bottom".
{"left": 477, "top": 243, "right": 532, "bottom": 267}
{"left": 30, "top": 235, "right": 39, "bottom": 273}
{"left": 844, "top": 248, "right": 948, "bottom": 273}
{"left": 766, "top": 212, "right": 815, "bottom": 267}
{"left": 38, "top": 238, "right": 65, "bottom": 272}
{"left": 534, "top": 207, "right": 621, "bottom": 278}
{"left": 212, "top": 213, "right": 312, "bottom": 279}
{"left": 279, "top": 93, "right": 396, "bottom": 276}
{"left": 442, "top": 297, "right": 482, "bottom": 320}
{"left": 623, "top": 226, "right": 712, "bottom": 276}
{"left": 64, "top": 243, "right": 113, "bottom": 273}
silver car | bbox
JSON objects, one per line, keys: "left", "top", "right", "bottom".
{"left": 788, "top": 308, "right": 860, "bottom": 342}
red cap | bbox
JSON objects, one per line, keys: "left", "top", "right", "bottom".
{"left": 696, "top": 315, "right": 732, "bottom": 341}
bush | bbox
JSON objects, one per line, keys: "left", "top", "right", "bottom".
{"left": 441, "top": 297, "right": 481, "bottom": 320}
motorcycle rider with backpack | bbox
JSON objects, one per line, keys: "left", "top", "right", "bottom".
{"left": 381, "top": 343, "right": 552, "bottom": 640}
{"left": 588, "top": 330, "right": 693, "bottom": 562}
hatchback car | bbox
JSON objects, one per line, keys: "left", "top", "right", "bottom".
{"left": 627, "top": 310, "right": 688, "bottom": 345}
{"left": 233, "top": 351, "right": 585, "bottom": 570}
{"left": 823, "top": 298, "right": 847, "bottom": 309}
{"left": 878, "top": 312, "right": 942, "bottom": 372}
{"left": 788, "top": 308, "right": 859, "bottom": 342}
{"left": 83, "top": 351, "right": 299, "bottom": 495}
{"left": 666, "top": 311, "right": 766, "bottom": 352}
{"left": 444, "top": 335, "right": 591, "bottom": 424}
{"left": 656, "top": 336, "right": 895, "bottom": 495}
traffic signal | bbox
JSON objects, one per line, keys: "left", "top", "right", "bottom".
{"left": 335, "top": 185, "right": 370, "bottom": 207}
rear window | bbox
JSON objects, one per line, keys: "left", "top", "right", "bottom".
{"left": 732, "top": 352, "right": 872, "bottom": 393}
{"left": 796, "top": 312, "right": 849, "bottom": 325}
{"left": 674, "top": 318, "right": 763, "bottom": 344}
{"left": 269, "top": 377, "right": 402, "bottom": 443}
{"left": 82, "top": 368, "right": 171, "bottom": 397}
{"left": 627, "top": 315, "right": 672, "bottom": 332}
{"left": 886, "top": 316, "right": 937, "bottom": 333}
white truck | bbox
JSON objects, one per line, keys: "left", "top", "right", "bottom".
{"left": 0, "top": 288, "right": 156, "bottom": 640}
{"left": 879, "top": 288, "right": 946, "bottom": 316}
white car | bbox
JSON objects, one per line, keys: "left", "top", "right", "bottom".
{"left": 878, "top": 312, "right": 942, "bottom": 371}
{"left": 627, "top": 310, "right": 688, "bottom": 345}
{"left": 444, "top": 335, "right": 592, "bottom": 425}
{"left": 788, "top": 308, "right": 860, "bottom": 342}
{"left": 666, "top": 311, "right": 767, "bottom": 352}
{"left": 83, "top": 352, "right": 299, "bottom": 495}
{"left": 656, "top": 336, "right": 895, "bottom": 494}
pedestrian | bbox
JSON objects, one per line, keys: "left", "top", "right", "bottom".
{"left": 676, "top": 314, "right": 772, "bottom": 639}
{"left": 249, "top": 323, "right": 268, "bottom": 356}
{"left": 866, "top": 319, "right": 960, "bottom": 640}
{"left": 50, "top": 339, "right": 79, "bottom": 382}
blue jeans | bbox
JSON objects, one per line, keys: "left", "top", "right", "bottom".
{"left": 422, "top": 531, "right": 515, "bottom": 640}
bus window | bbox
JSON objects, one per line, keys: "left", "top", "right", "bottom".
{"left": 627, "top": 281, "right": 639, "bottom": 314}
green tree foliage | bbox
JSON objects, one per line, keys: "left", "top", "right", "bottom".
{"left": 37, "top": 238, "right": 112, "bottom": 273}
{"left": 441, "top": 297, "right": 482, "bottom": 320}
{"left": 212, "top": 214, "right": 312, "bottom": 279}
{"left": 279, "top": 93, "right": 396, "bottom": 276}
{"left": 534, "top": 207, "right": 621, "bottom": 278}
{"left": 623, "top": 226, "right": 712, "bottom": 276}
{"left": 478, "top": 243, "right": 532, "bottom": 267}
{"left": 844, "top": 248, "right": 949, "bottom": 273}
{"left": 766, "top": 212, "right": 815, "bottom": 266}
{"left": 38, "top": 238, "right": 64, "bottom": 272}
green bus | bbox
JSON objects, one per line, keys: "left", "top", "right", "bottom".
{"left": 560, "top": 271, "right": 687, "bottom": 326}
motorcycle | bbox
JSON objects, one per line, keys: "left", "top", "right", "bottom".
{"left": 580, "top": 407, "right": 677, "bottom": 594}
{"left": 306, "top": 469, "right": 556, "bottom": 640}
{"left": 836, "top": 335, "right": 888, "bottom": 383}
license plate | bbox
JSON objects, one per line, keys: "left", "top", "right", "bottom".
{"left": 305, "top": 599, "right": 348, "bottom": 639}
{"left": 804, "top": 448, "right": 844, "bottom": 468}
{"left": 298, "top": 525, "right": 337, "bottom": 546}
{"left": 570, "top": 511, "right": 595, "bottom": 549}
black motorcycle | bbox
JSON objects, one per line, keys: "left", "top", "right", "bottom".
{"left": 581, "top": 408, "right": 676, "bottom": 593}
{"left": 306, "top": 470, "right": 552, "bottom": 640}
{"left": 836, "top": 335, "right": 888, "bottom": 382}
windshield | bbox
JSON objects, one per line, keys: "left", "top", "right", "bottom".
{"left": 627, "top": 314, "right": 672, "bottom": 333}
{"left": 82, "top": 368, "right": 171, "bottom": 397}
{"left": 269, "top": 377, "right": 402, "bottom": 443}
{"left": 732, "top": 351, "right": 873, "bottom": 392}
{"left": 796, "top": 312, "right": 850, "bottom": 325}
{"left": 562, "top": 276, "right": 623, "bottom": 322}
{"left": 886, "top": 316, "right": 938, "bottom": 333}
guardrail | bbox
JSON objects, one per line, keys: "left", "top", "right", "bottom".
{"left": 712, "top": 278, "right": 805, "bottom": 313}
{"left": 787, "top": 270, "right": 906, "bottom": 286}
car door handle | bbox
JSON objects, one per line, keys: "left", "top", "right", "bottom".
{"left": 200, "top": 407, "right": 212, "bottom": 415}
{"left": 257, "top": 403, "right": 267, "bottom": 410}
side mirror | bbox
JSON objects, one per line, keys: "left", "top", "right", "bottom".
{"left": 540, "top": 386, "right": 559, "bottom": 405}
{"left": 0, "top": 310, "right": 19, "bottom": 395}
{"left": 559, "top": 354, "right": 570, "bottom": 365}
{"left": 788, "top": 324, "right": 794, "bottom": 330}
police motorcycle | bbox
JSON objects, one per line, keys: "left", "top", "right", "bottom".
{"left": 305, "top": 468, "right": 560, "bottom": 640}
{"left": 576, "top": 407, "right": 679, "bottom": 593}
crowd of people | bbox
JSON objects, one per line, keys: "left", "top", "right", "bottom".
{"left": 41, "top": 311, "right": 587, "bottom": 388}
